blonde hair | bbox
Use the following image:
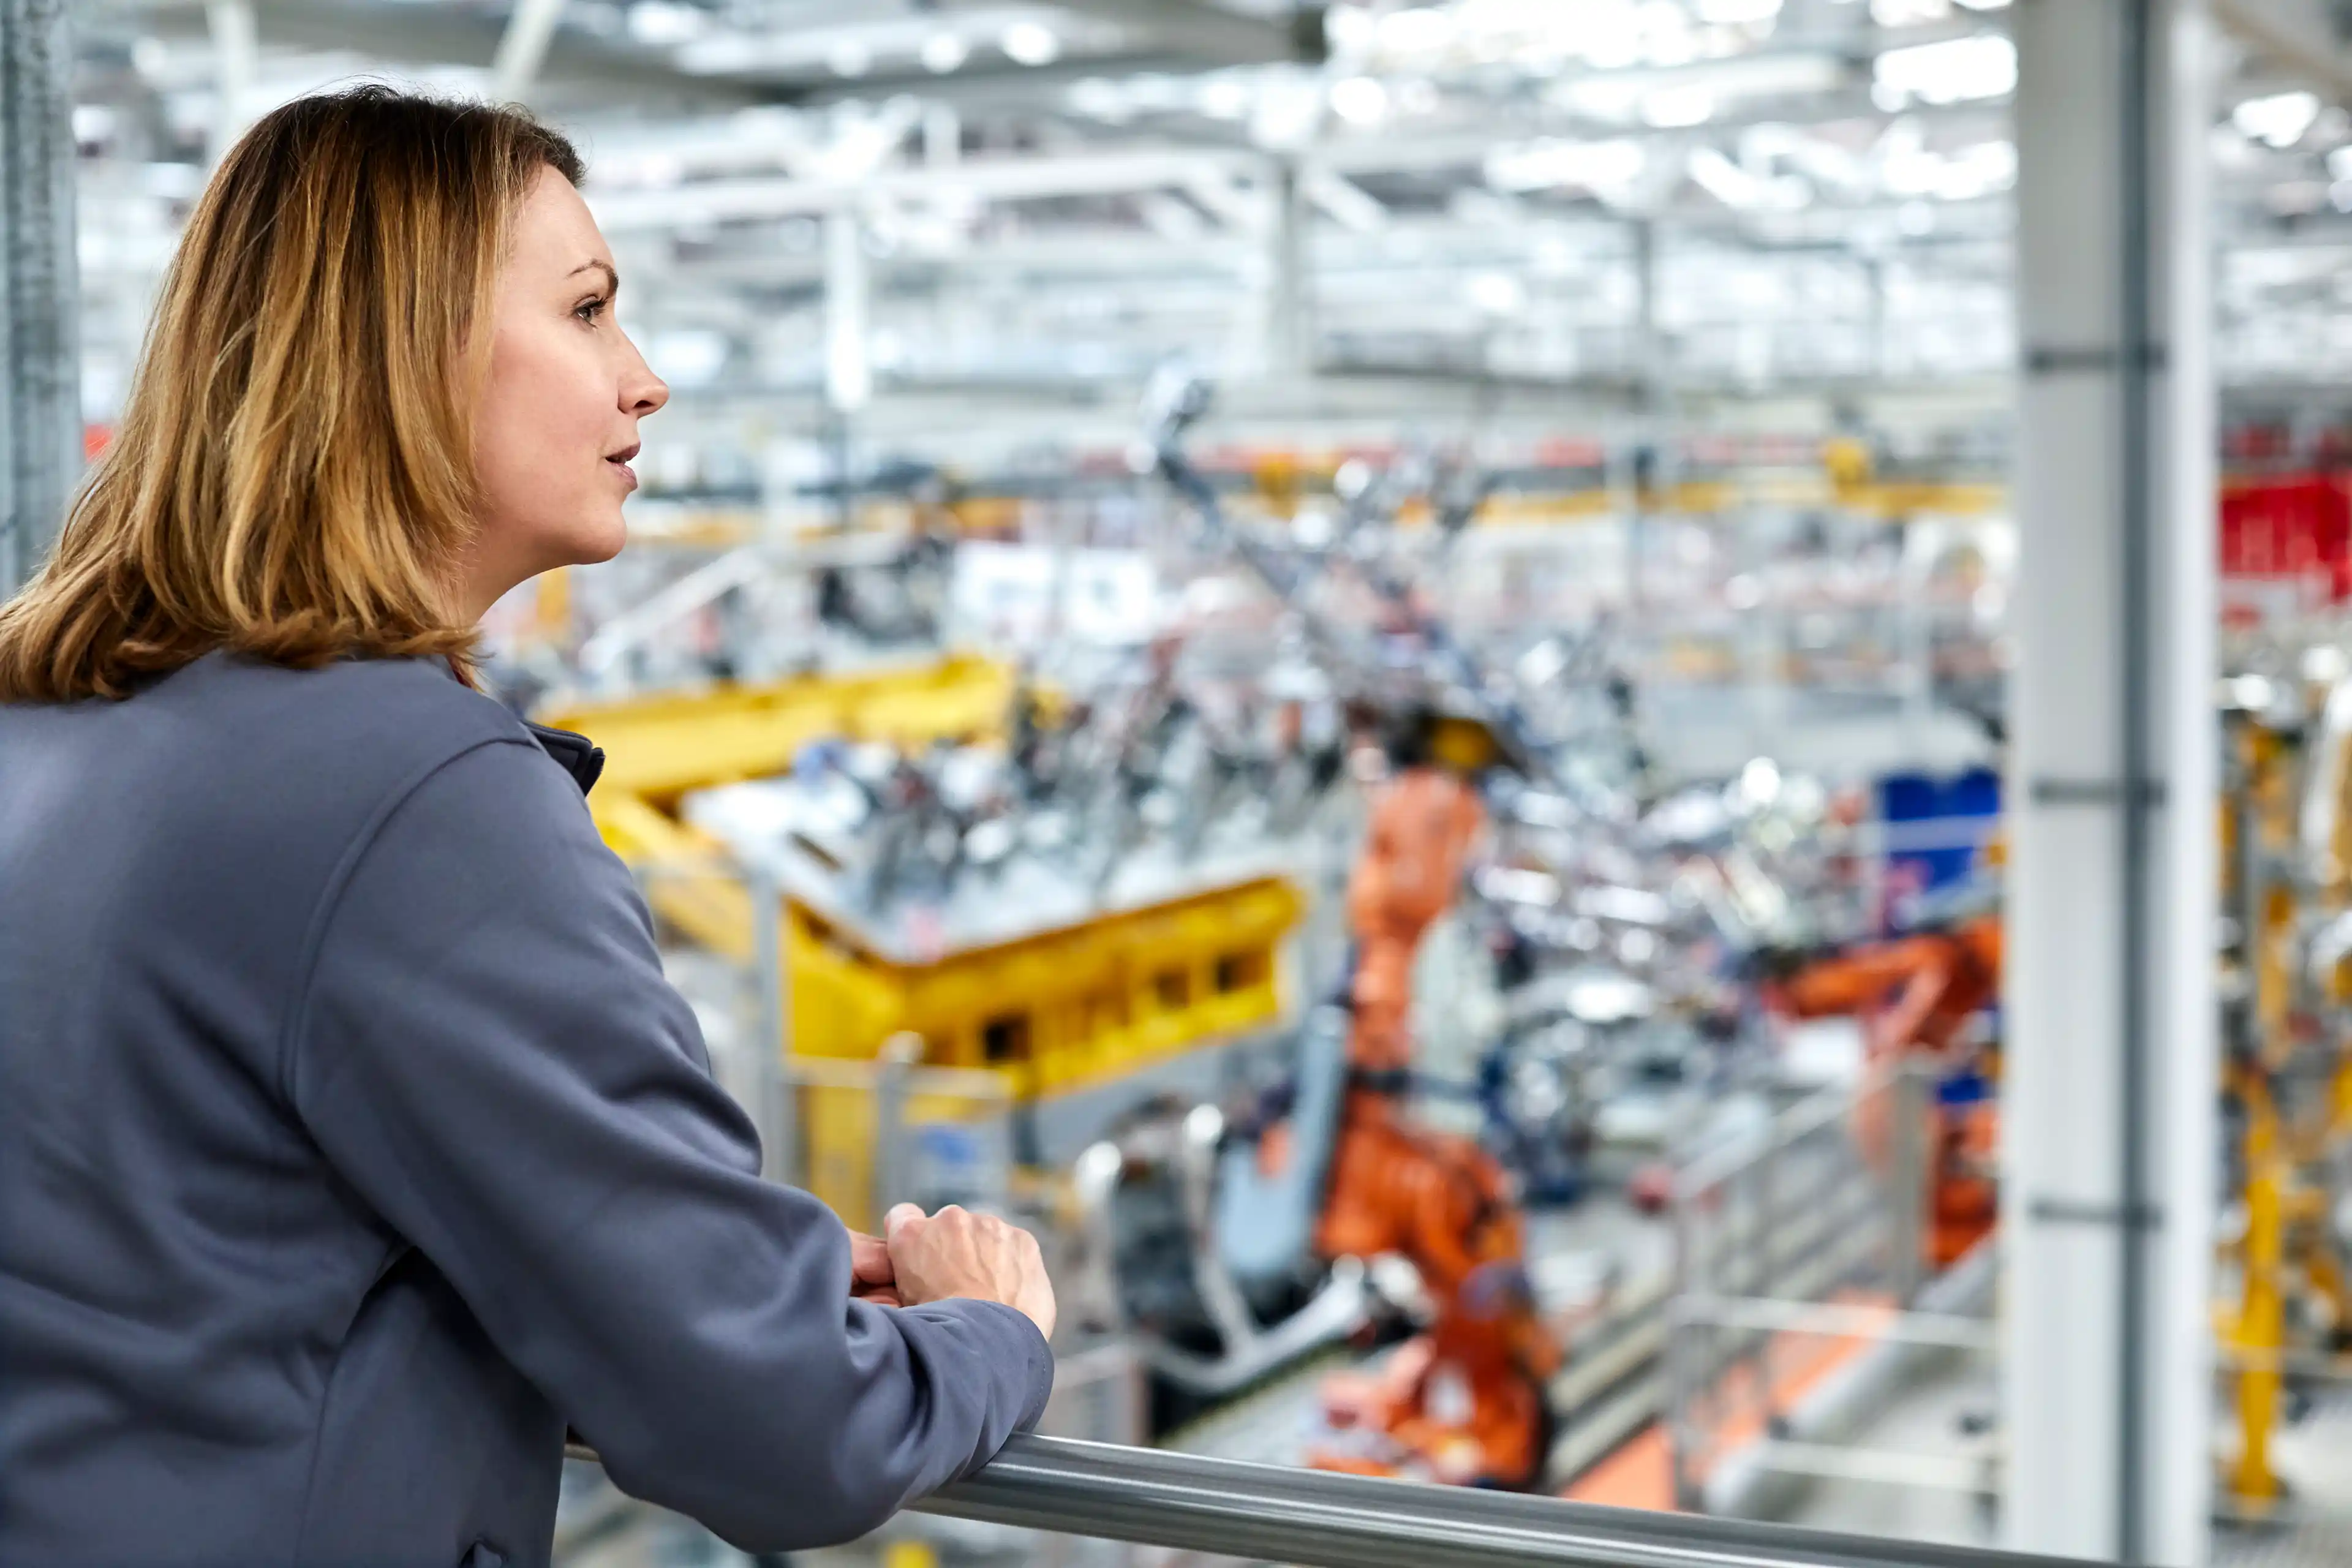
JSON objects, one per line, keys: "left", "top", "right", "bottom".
{"left": 0, "top": 86, "right": 584, "bottom": 701}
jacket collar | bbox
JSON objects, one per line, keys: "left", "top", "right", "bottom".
{"left": 526, "top": 723, "right": 605, "bottom": 796}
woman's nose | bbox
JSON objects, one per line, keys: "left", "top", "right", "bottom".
{"left": 622, "top": 337, "right": 669, "bottom": 416}
{"left": 626, "top": 369, "right": 669, "bottom": 417}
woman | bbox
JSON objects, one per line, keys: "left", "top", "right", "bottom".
{"left": 0, "top": 88, "right": 1054, "bottom": 1567}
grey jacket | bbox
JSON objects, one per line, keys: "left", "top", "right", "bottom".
{"left": 0, "top": 652, "right": 1054, "bottom": 1566}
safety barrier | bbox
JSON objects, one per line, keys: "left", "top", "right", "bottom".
{"left": 563, "top": 1431, "right": 2078, "bottom": 1567}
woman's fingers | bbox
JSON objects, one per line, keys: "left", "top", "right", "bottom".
{"left": 846, "top": 1228, "right": 898, "bottom": 1291}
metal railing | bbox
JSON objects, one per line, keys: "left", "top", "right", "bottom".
{"left": 564, "top": 1431, "right": 2085, "bottom": 1568}
{"left": 923, "top": 1433, "right": 2084, "bottom": 1568}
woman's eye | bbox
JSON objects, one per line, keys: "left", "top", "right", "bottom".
{"left": 575, "top": 296, "right": 608, "bottom": 324}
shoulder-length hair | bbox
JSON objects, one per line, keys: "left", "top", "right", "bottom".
{"left": 0, "top": 86, "right": 584, "bottom": 701}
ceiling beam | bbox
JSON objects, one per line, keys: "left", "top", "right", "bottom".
{"left": 2214, "top": 0, "right": 2352, "bottom": 99}
{"left": 587, "top": 145, "right": 1264, "bottom": 232}
{"left": 1047, "top": 0, "right": 1324, "bottom": 68}
{"left": 129, "top": 0, "right": 769, "bottom": 107}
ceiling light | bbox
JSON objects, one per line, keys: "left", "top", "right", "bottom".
{"left": 1872, "top": 0, "right": 1951, "bottom": 21}
{"left": 1002, "top": 21, "right": 1061, "bottom": 67}
{"left": 1378, "top": 7, "right": 1455, "bottom": 56}
{"left": 1326, "top": 4, "right": 1378, "bottom": 55}
{"left": 827, "top": 40, "right": 872, "bottom": 78}
{"left": 1198, "top": 75, "right": 1251, "bottom": 119}
{"left": 1642, "top": 86, "right": 1716, "bottom": 128}
{"left": 921, "top": 32, "right": 970, "bottom": 73}
{"left": 1330, "top": 76, "right": 1389, "bottom": 126}
{"left": 1687, "top": 146, "right": 1811, "bottom": 210}
{"left": 1697, "top": 0, "right": 1782, "bottom": 20}
{"left": 1562, "top": 78, "right": 1645, "bottom": 124}
{"left": 1485, "top": 137, "right": 1647, "bottom": 196}
{"left": 627, "top": 1, "right": 709, "bottom": 46}
{"left": 2234, "top": 91, "right": 2321, "bottom": 149}
{"left": 1069, "top": 78, "right": 1133, "bottom": 120}
{"left": 1467, "top": 271, "right": 1528, "bottom": 317}
{"left": 1872, "top": 34, "right": 2016, "bottom": 110}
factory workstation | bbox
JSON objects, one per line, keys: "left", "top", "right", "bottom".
{"left": 13, "top": 1, "right": 2352, "bottom": 1566}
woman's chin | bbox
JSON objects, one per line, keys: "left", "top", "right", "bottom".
{"left": 561, "top": 514, "right": 629, "bottom": 567}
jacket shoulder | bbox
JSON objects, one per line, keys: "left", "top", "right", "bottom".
{"left": 177, "top": 654, "right": 536, "bottom": 774}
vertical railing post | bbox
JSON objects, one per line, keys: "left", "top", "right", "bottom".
{"left": 1888, "top": 1062, "right": 1929, "bottom": 1307}
{"left": 748, "top": 864, "right": 796, "bottom": 1188}
{"left": 872, "top": 1031, "right": 922, "bottom": 1226}
{"left": 1665, "top": 1177, "right": 1700, "bottom": 1512}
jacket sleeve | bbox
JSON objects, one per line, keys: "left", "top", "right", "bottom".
{"left": 287, "top": 737, "right": 1054, "bottom": 1553}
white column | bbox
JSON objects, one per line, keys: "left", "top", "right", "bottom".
{"left": 1, "top": 0, "right": 81, "bottom": 598}
{"left": 204, "top": 0, "right": 257, "bottom": 161}
{"left": 1261, "top": 159, "right": 1311, "bottom": 383}
{"left": 2005, "top": 2, "right": 2218, "bottom": 1562}
{"left": 823, "top": 207, "right": 871, "bottom": 415}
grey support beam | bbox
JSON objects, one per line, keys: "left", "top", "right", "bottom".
{"left": 1, "top": 0, "right": 82, "bottom": 598}
{"left": 132, "top": 0, "right": 766, "bottom": 108}
{"left": 2212, "top": 0, "right": 2352, "bottom": 97}
{"left": 489, "top": 0, "right": 570, "bottom": 106}
{"left": 1262, "top": 160, "right": 1311, "bottom": 383}
{"left": 2005, "top": 1, "right": 2218, "bottom": 1562}
{"left": 1048, "top": 0, "right": 1325, "bottom": 67}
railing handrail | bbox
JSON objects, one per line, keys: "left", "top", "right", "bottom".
{"left": 907, "top": 1433, "right": 2097, "bottom": 1568}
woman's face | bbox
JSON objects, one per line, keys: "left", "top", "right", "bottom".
{"left": 462, "top": 165, "right": 668, "bottom": 621}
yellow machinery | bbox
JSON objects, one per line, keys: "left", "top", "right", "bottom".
{"left": 542, "top": 659, "right": 1306, "bottom": 1227}
{"left": 542, "top": 654, "right": 1020, "bottom": 805}
{"left": 2216, "top": 692, "right": 2352, "bottom": 1509}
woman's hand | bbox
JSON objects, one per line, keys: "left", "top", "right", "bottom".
{"left": 882, "top": 1203, "right": 1056, "bottom": 1341}
{"left": 846, "top": 1230, "right": 903, "bottom": 1307}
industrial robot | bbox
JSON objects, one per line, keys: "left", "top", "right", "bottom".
{"left": 1287, "top": 716, "right": 1562, "bottom": 1490}
{"left": 1111, "top": 374, "right": 1563, "bottom": 1487}
{"left": 1767, "top": 908, "right": 2003, "bottom": 1270}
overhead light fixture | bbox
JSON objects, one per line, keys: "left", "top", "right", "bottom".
{"left": 627, "top": 0, "right": 709, "bottom": 46}
{"left": 1485, "top": 137, "right": 1647, "bottom": 197}
{"left": 1872, "top": 34, "right": 2016, "bottom": 110}
{"left": 2234, "top": 91, "right": 2321, "bottom": 149}
{"left": 1198, "top": 75, "right": 1251, "bottom": 119}
{"left": 1687, "top": 146, "right": 1811, "bottom": 210}
{"left": 1642, "top": 86, "right": 1717, "bottom": 128}
{"left": 827, "top": 40, "right": 872, "bottom": 78}
{"left": 1330, "top": 75, "right": 1389, "bottom": 126}
{"left": 1325, "top": 4, "right": 1378, "bottom": 56}
{"left": 1466, "top": 271, "right": 1528, "bottom": 317}
{"left": 1002, "top": 21, "right": 1061, "bottom": 67}
{"left": 1697, "top": 0, "right": 1782, "bottom": 21}
{"left": 921, "top": 32, "right": 970, "bottom": 73}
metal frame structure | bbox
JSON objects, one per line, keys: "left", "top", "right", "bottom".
{"left": 1, "top": 0, "right": 79, "bottom": 598}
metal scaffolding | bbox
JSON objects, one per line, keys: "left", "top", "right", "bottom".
{"left": 1, "top": 0, "right": 80, "bottom": 598}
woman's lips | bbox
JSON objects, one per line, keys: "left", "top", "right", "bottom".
{"left": 606, "top": 444, "right": 640, "bottom": 491}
